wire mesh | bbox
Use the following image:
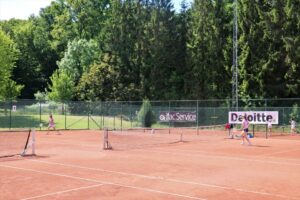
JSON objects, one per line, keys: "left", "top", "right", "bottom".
{"left": 0, "top": 99, "right": 299, "bottom": 134}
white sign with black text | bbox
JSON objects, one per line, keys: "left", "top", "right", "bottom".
{"left": 229, "top": 111, "right": 278, "bottom": 124}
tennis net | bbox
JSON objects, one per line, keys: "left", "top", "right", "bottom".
{"left": 0, "top": 129, "right": 35, "bottom": 158}
{"left": 103, "top": 125, "right": 226, "bottom": 150}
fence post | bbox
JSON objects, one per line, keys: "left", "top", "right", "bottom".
{"left": 121, "top": 102, "right": 123, "bottom": 131}
{"left": 265, "top": 99, "right": 267, "bottom": 138}
{"left": 214, "top": 106, "right": 216, "bottom": 125}
{"left": 113, "top": 104, "right": 115, "bottom": 130}
{"left": 168, "top": 100, "right": 171, "bottom": 134}
{"left": 39, "top": 101, "right": 42, "bottom": 131}
{"left": 100, "top": 101, "right": 102, "bottom": 129}
{"left": 9, "top": 99, "right": 12, "bottom": 130}
{"left": 88, "top": 113, "right": 90, "bottom": 130}
{"left": 130, "top": 101, "right": 132, "bottom": 128}
{"left": 197, "top": 100, "right": 199, "bottom": 135}
{"left": 102, "top": 103, "right": 104, "bottom": 128}
{"left": 64, "top": 102, "right": 67, "bottom": 130}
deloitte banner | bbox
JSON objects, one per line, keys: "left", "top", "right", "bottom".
{"left": 229, "top": 111, "right": 278, "bottom": 124}
{"left": 159, "top": 112, "right": 197, "bottom": 122}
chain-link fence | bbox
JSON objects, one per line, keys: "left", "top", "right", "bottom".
{"left": 0, "top": 99, "right": 299, "bottom": 131}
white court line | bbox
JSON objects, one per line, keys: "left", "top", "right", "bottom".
{"left": 21, "top": 184, "right": 105, "bottom": 200}
{"left": 28, "top": 159, "right": 300, "bottom": 200}
{"left": 0, "top": 164, "right": 206, "bottom": 200}
{"left": 137, "top": 148, "right": 300, "bottom": 166}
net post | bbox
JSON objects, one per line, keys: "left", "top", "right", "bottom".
{"left": 103, "top": 128, "right": 112, "bottom": 150}
{"left": 151, "top": 129, "right": 155, "bottom": 134}
{"left": 21, "top": 128, "right": 36, "bottom": 156}
{"left": 265, "top": 124, "right": 268, "bottom": 139}
{"left": 31, "top": 128, "right": 36, "bottom": 155}
{"left": 103, "top": 128, "right": 107, "bottom": 149}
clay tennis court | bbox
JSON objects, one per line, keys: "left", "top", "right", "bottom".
{"left": 1, "top": 129, "right": 300, "bottom": 200}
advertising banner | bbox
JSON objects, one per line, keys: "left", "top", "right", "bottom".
{"left": 228, "top": 111, "right": 278, "bottom": 124}
{"left": 159, "top": 112, "right": 197, "bottom": 122}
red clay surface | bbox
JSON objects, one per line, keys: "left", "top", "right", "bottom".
{"left": 1, "top": 129, "right": 300, "bottom": 200}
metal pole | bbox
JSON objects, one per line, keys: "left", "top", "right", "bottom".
{"left": 88, "top": 113, "right": 90, "bottom": 129}
{"left": 39, "top": 101, "right": 42, "bottom": 131}
{"left": 130, "top": 101, "right": 132, "bottom": 128}
{"left": 197, "top": 100, "right": 199, "bottom": 135}
{"left": 9, "top": 99, "right": 12, "bottom": 130}
{"left": 169, "top": 101, "right": 171, "bottom": 134}
{"left": 64, "top": 102, "right": 67, "bottom": 130}
{"left": 232, "top": 0, "right": 238, "bottom": 111}
{"left": 121, "top": 103, "right": 123, "bottom": 132}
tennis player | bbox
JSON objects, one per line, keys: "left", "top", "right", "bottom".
{"left": 225, "top": 123, "right": 234, "bottom": 139}
{"left": 267, "top": 119, "right": 272, "bottom": 136}
{"left": 47, "top": 114, "right": 56, "bottom": 134}
{"left": 290, "top": 118, "right": 296, "bottom": 135}
{"left": 240, "top": 114, "right": 252, "bottom": 146}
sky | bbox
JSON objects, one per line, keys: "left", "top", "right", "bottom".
{"left": 0, "top": 0, "right": 190, "bottom": 20}
{"left": 0, "top": 0, "right": 52, "bottom": 20}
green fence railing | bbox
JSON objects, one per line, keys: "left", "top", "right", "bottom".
{"left": 0, "top": 99, "right": 299, "bottom": 131}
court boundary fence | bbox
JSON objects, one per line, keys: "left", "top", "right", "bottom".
{"left": 0, "top": 99, "right": 299, "bottom": 132}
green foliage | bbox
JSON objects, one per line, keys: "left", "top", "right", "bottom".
{"left": 0, "top": 80, "right": 24, "bottom": 100}
{"left": 1, "top": 18, "right": 59, "bottom": 98}
{"left": 0, "top": 29, "right": 22, "bottom": 100}
{"left": 283, "top": 0, "right": 300, "bottom": 96}
{"left": 34, "top": 91, "right": 48, "bottom": 101}
{"left": 1, "top": 0, "right": 300, "bottom": 101}
{"left": 48, "top": 70, "right": 75, "bottom": 101}
{"left": 57, "top": 38, "right": 99, "bottom": 83}
{"left": 11, "top": 21, "right": 45, "bottom": 98}
{"left": 0, "top": 29, "right": 15, "bottom": 81}
{"left": 238, "top": 1, "right": 300, "bottom": 100}
{"left": 186, "top": 0, "right": 232, "bottom": 99}
{"left": 137, "top": 99, "right": 156, "bottom": 127}
{"left": 290, "top": 104, "right": 299, "bottom": 121}
{"left": 76, "top": 56, "right": 119, "bottom": 101}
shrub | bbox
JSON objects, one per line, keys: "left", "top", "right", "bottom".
{"left": 137, "top": 99, "right": 156, "bottom": 127}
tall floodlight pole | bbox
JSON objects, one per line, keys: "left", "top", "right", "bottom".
{"left": 232, "top": 0, "right": 238, "bottom": 111}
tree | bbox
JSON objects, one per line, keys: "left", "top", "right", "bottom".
{"left": 76, "top": 55, "right": 119, "bottom": 101}
{"left": 66, "top": 0, "right": 110, "bottom": 39}
{"left": 170, "top": 1, "right": 189, "bottom": 99}
{"left": 1, "top": 80, "right": 24, "bottom": 100}
{"left": 47, "top": 70, "right": 75, "bottom": 101}
{"left": 10, "top": 20, "right": 44, "bottom": 98}
{"left": 137, "top": 99, "right": 156, "bottom": 127}
{"left": 283, "top": 0, "right": 300, "bottom": 96}
{"left": 57, "top": 38, "right": 99, "bottom": 84}
{"left": 238, "top": 1, "right": 299, "bottom": 100}
{"left": 100, "top": 0, "right": 144, "bottom": 100}
{"left": 140, "top": 0, "right": 179, "bottom": 99}
{"left": 37, "top": 0, "right": 77, "bottom": 56}
{"left": 0, "top": 29, "right": 22, "bottom": 100}
{"left": 186, "top": 0, "right": 227, "bottom": 99}
{"left": 34, "top": 91, "right": 48, "bottom": 101}
{"left": 1, "top": 17, "right": 59, "bottom": 98}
